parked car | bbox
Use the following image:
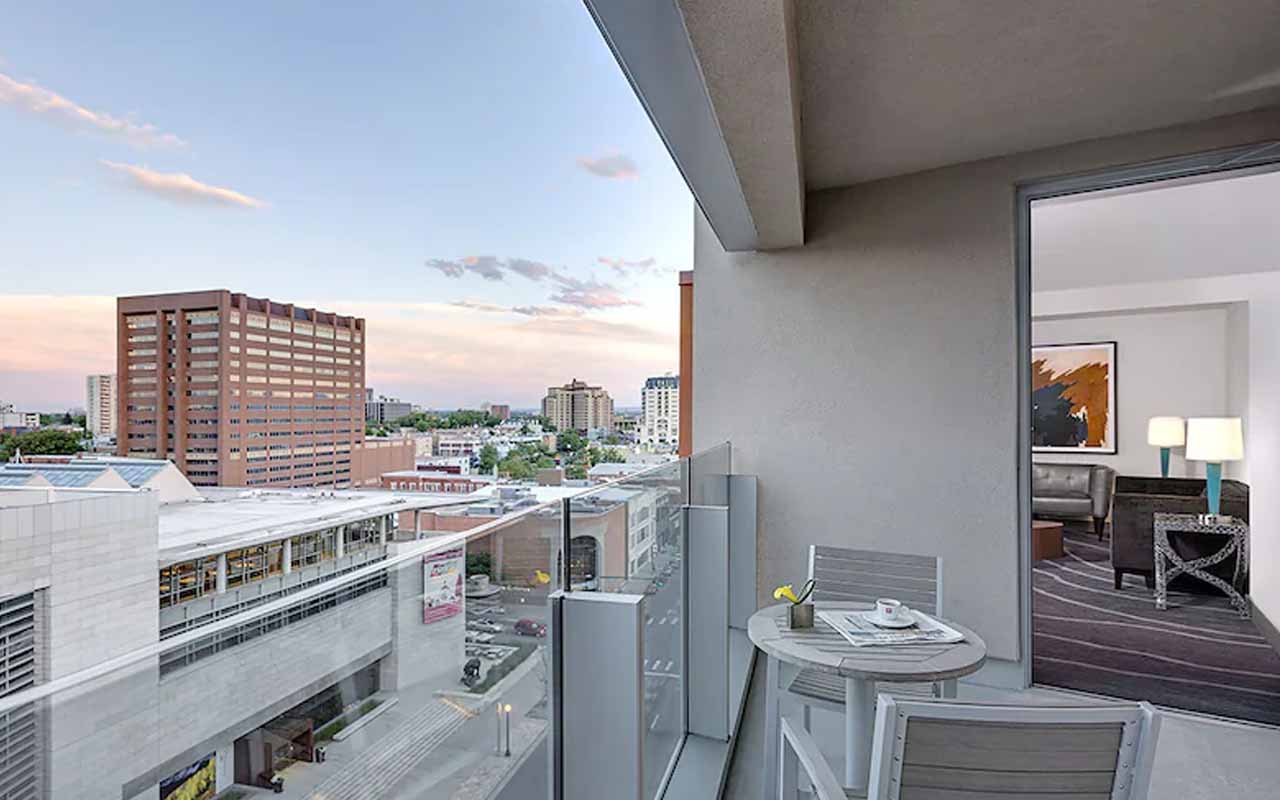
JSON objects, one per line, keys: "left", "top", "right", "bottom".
{"left": 482, "top": 648, "right": 506, "bottom": 660}
{"left": 466, "top": 632, "right": 496, "bottom": 644}
{"left": 468, "top": 620, "right": 502, "bottom": 633}
{"left": 514, "top": 619, "right": 547, "bottom": 638}
{"left": 474, "top": 605, "right": 507, "bottom": 617}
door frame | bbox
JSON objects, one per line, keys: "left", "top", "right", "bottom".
{"left": 1015, "top": 140, "right": 1280, "bottom": 688}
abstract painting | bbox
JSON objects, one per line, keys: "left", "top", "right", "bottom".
{"left": 1032, "top": 341, "right": 1117, "bottom": 453}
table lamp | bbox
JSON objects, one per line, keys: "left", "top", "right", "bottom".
{"left": 1185, "top": 417, "right": 1244, "bottom": 517}
{"left": 1147, "top": 416, "right": 1185, "bottom": 477}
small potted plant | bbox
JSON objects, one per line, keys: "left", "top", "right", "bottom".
{"left": 773, "top": 579, "right": 815, "bottom": 629}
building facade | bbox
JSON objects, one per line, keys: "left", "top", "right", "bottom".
{"left": 86, "top": 373, "right": 117, "bottom": 437}
{"left": 640, "top": 375, "right": 679, "bottom": 452}
{"left": 365, "top": 395, "right": 412, "bottom": 425}
{"left": 115, "top": 290, "right": 410, "bottom": 488}
{"left": 541, "top": 379, "right": 614, "bottom": 433}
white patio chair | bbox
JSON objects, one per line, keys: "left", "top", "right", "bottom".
{"left": 784, "top": 546, "right": 949, "bottom": 730}
{"left": 779, "top": 695, "right": 1160, "bottom": 800}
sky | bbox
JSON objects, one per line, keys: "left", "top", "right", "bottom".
{"left": 0, "top": 1, "right": 693, "bottom": 411}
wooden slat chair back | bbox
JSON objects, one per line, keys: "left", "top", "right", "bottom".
{"left": 868, "top": 696, "right": 1161, "bottom": 800}
{"left": 786, "top": 546, "right": 946, "bottom": 710}
{"left": 808, "top": 545, "right": 941, "bottom": 615}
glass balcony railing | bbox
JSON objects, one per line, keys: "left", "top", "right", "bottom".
{"left": 0, "top": 444, "right": 732, "bottom": 800}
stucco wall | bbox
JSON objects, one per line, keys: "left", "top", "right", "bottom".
{"left": 693, "top": 109, "right": 1280, "bottom": 665}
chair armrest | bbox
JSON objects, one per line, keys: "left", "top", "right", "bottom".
{"left": 1089, "top": 466, "right": 1115, "bottom": 518}
{"left": 780, "top": 716, "right": 846, "bottom": 800}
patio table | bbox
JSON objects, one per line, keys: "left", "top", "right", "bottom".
{"left": 748, "top": 601, "right": 986, "bottom": 797}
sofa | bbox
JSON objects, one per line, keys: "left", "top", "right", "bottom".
{"left": 1032, "top": 463, "right": 1115, "bottom": 540}
{"left": 1111, "top": 476, "right": 1249, "bottom": 591}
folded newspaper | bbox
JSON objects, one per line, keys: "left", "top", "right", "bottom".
{"left": 816, "top": 609, "right": 966, "bottom": 647}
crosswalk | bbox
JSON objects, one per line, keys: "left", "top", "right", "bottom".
{"left": 303, "top": 699, "right": 468, "bottom": 800}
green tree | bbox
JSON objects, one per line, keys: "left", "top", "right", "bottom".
{"left": 556, "top": 430, "right": 585, "bottom": 453}
{"left": 477, "top": 444, "right": 498, "bottom": 472}
{"left": 498, "top": 455, "right": 535, "bottom": 480}
{"left": 565, "top": 463, "right": 587, "bottom": 480}
{"left": 466, "top": 551, "right": 493, "bottom": 577}
{"left": 0, "top": 429, "right": 84, "bottom": 461}
{"left": 593, "top": 447, "right": 628, "bottom": 466}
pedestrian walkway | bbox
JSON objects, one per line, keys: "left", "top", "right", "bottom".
{"left": 302, "top": 699, "right": 468, "bottom": 800}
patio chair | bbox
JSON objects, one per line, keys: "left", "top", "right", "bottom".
{"left": 778, "top": 696, "right": 1161, "bottom": 800}
{"left": 783, "top": 546, "right": 949, "bottom": 728}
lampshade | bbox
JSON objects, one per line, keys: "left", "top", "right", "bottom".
{"left": 1185, "top": 417, "right": 1244, "bottom": 462}
{"left": 1147, "top": 417, "right": 1185, "bottom": 447}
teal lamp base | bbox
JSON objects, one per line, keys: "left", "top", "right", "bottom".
{"left": 1205, "top": 462, "right": 1223, "bottom": 516}
{"left": 1159, "top": 447, "right": 1171, "bottom": 478}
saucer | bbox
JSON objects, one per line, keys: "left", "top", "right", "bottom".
{"left": 862, "top": 609, "right": 917, "bottom": 629}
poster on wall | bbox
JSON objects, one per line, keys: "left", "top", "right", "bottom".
{"left": 159, "top": 752, "right": 216, "bottom": 800}
{"left": 423, "top": 547, "right": 464, "bottom": 624}
{"left": 1032, "top": 341, "right": 1117, "bottom": 454}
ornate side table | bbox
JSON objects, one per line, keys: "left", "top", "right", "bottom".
{"left": 1153, "top": 512, "right": 1249, "bottom": 617}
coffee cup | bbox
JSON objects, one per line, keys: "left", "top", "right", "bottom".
{"left": 876, "top": 598, "right": 906, "bottom": 622}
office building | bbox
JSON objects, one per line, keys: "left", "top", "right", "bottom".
{"left": 640, "top": 375, "right": 679, "bottom": 452}
{"left": 488, "top": 403, "right": 511, "bottom": 421}
{"left": 365, "top": 394, "right": 413, "bottom": 425}
{"left": 86, "top": 373, "right": 117, "bottom": 437}
{"left": 116, "top": 290, "right": 410, "bottom": 488}
{"left": 541, "top": 379, "right": 613, "bottom": 433}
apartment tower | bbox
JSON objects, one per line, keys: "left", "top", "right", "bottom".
{"left": 86, "top": 373, "right": 117, "bottom": 437}
{"left": 640, "top": 375, "right": 679, "bottom": 452}
{"left": 541, "top": 379, "right": 614, "bottom": 433}
{"left": 117, "top": 290, "right": 409, "bottom": 488}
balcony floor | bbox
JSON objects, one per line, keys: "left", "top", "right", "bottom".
{"left": 725, "top": 653, "right": 1280, "bottom": 799}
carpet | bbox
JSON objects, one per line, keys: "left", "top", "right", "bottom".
{"left": 1033, "top": 524, "right": 1280, "bottom": 726}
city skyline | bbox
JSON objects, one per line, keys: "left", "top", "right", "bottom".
{"left": 0, "top": 2, "right": 689, "bottom": 410}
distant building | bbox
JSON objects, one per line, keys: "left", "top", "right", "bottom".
{"left": 86, "top": 373, "right": 117, "bottom": 437}
{"left": 115, "top": 290, "right": 410, "bottom": 488}
{"left": 641, "top": 375, "right": 679, "bottom": 452}
{"left": 489, "top": 403, "right": 511, "bottom": 421}
{"left": 0, "top": 410, "right": 40, "bottom": 430}
{"left": 365, "top": 394, "right": 412, "bottom": 424}
{"left": 541, "top": 379, "right": 614, "bottom": 433}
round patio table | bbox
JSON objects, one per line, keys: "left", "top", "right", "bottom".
{"left": 748, "top": 601, "right": 987, "bottom": 796}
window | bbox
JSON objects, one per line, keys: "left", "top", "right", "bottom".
{"left": 185, "top": 310, "right": 219, "bottom": 325}
{"left": 246, "top": 313, "right": 267, "bottom": 328}
{"left": 269, "top": 317, "right": 291, "bottom": 332}
{"left": 126, "top": 314, "right": 157, "bottom": 329}
{"left": 158, "top": 557, "right": 218, "bottom": 607}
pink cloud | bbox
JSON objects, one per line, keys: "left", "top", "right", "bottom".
{"left": 99, "top": 161, "right": 267, "bottom": 209}
{"left": 0, "top": 71, "right": 186, "bottom": 148}
{"left": 576, "top": 152, "right": 639, "bottom": 180}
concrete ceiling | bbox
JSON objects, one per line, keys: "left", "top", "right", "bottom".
{"left": 587, "top": 0, "right": 1280, "bottom": 250}
{"left": 797, "top": 0, "right": 1280, "bottom": 189}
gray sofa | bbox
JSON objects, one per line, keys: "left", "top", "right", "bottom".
{"left": 1032, "top": 463, "right": 1116, "bottom": 540}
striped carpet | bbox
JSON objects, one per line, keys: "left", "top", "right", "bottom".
{"left": 1033, "top": 524, "right": 1280, "bottom": 726}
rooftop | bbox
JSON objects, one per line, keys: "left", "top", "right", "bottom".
{"left": 156, "top": 488, "right": 473, "bottom": 565}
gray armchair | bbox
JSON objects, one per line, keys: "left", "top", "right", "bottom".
{"left": 1032, "top": 463, "right": 1115, "bottom": 540}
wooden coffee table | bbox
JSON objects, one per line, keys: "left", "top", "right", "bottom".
{"left": 1032, "top": 519, "right": 1065, "bottom": 561}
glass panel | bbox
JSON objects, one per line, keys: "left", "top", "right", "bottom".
{"left": 17, "top": 507, "right": 560, "bottom": 800}
{"left": 574, "top": 458, "right": 687, "bottom": 799}
{"left": 688, "top": 440, "right": 731, "bottom": 506}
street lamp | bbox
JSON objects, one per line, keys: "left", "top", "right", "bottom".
{"left": 503, "top": 704, "right": 513, "bottom": 757}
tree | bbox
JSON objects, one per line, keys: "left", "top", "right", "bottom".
{"left": 0, "top": 429, "right": 83, "bottom": 462}
{"left": 466, "top": 551, "right": 493, "bottom": 577}
{"left": 477, "top": 444, "right": 498, "bottom": 473}
{"left": 557, "top": 430, "right": 585, "bottom": 453}
{"left": 565, "top": 463, "right": 587, "bottom": 480}
{"left": 498, "top": 455, "right": 535, "bottom": 480}
{"left": 593, "top": 447, "right": 628, "bottom": 466}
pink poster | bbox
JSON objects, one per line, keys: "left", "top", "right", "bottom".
{"left": 423, "top": 547, "right": 464, "bottom": 624}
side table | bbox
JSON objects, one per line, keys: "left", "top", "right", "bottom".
{"left": 1153, "top": 511, "right": 1249, "bottom": 618}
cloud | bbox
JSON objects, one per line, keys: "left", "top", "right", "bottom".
{"left": 428, "top": 255, "right": 642, "bottom": 310}
{"left": 428, "top": 256, "right": 548, "bottom": 282}
{"left": 451, "top": 299, "right": 584, "bottom": 318}
{"left": 99, "top": 161, "right": 267, "bottom": 209}
{"left": 576, "top": 152, "right": 638, "bottom": 180}
{"left": 0, "top": 71, "right": 186, "bottom": 148}
{"left": 597, "top": 256, "right": 659, "bottom": 275}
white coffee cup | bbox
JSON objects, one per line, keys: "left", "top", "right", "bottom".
{"left": 876, "top": 598, "right": 906, "bottom": 622}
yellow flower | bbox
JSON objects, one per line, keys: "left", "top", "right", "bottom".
{"left": 773, "top": 584, "right": 800, "bottom": 604}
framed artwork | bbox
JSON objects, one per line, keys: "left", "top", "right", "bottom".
{"left": 1032, "top": 341, "right": 1117, "bottom": 454}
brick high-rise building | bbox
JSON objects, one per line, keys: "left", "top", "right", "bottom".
{"left": 541, "top": 379, "right": 614, "bottom": 433}
{"left": 86, "top": 373, "right": 117, "bottom": 437}
{"left": 116, "top": 290, "right": 410, "bottom": 488}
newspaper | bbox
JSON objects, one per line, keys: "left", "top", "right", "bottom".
{"left": 817, "top": 609, "right": 966, "bottom": 648}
